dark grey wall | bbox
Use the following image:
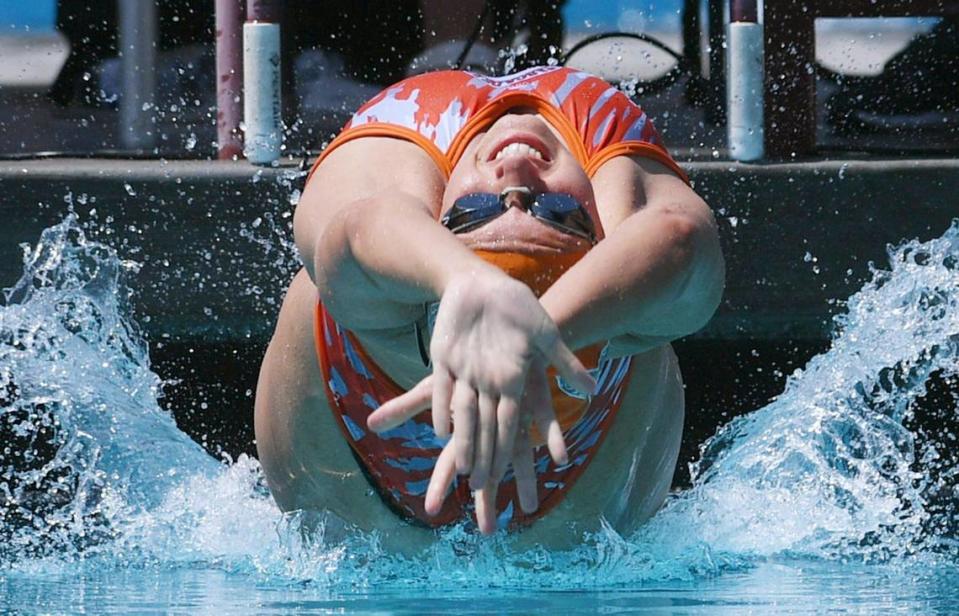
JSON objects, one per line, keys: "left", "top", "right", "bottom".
{"left": 0, "top": 160, "right": 303, "bottom": 343}
{"left": 694, "top": 158, "right": 959, "bottom": 339}
{"left": 1, "top": 158, "right": 957, "bottom": 345}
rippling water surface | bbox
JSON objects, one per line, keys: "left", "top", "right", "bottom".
{"left": 1, "top": 217, "right": 957, "bottom": 613}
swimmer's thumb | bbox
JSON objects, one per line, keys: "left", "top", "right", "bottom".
{"left": 538, "top": 334, "right": 596, "bottom": 396}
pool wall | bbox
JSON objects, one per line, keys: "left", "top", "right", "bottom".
{"left": 4, "top": 157, "right": 956, "bottom": 341}
{"left": 1, "top": 157, "right": 956, "bottom": 482}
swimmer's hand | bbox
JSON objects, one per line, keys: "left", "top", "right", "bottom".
{"left": 367, "top": 272, "right": 594, "bottom": 533}
{"left": 365, "top": 361, "right": 562, "bottom": 534}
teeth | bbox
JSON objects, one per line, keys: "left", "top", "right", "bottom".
{"left": 494, "top": 142, "right": 544, "bottom": 161}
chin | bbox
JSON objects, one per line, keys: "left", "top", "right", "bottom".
{"left": 461, "top": 238, "right": 576, "bottom": 255}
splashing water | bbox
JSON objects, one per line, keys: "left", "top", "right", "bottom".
{"left": 639, "top": 223, "right": 959, "bottom": 569}
{"left": 0, "top": 216, "right": 957, "bottom": 598}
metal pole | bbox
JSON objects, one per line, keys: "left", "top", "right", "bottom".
{"left": 216, "top": 0, "right": 245, "bottom": 159}
{"left": 730, "top": 0, "right": 758, "bottom": 23}
{"left": 118, "top": 0, "right": 158, "bottom": 151}
{"left": 246, "top": 0, "right": 282, "bottom": 22}
{"left": 764, "top": 1, "right": 815, "bottom": 158}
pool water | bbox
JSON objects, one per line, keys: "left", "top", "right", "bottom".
{"left": 1, "top": 217, "right": 957, "bottom": 613}
{"left": 3, "top": 561, "right": 959, "bottom": 613}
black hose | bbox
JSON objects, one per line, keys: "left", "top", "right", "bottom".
{"left": 453, "top": 1, "right": 494, "bottom": 70}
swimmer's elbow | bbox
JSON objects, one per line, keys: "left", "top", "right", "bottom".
{"left": 672, "top": 209, "right": 725, "bottom": 335}
{"left": 293, "top": 192, "right": 352, "bottom": 284}
{"left": 638, "top": 203, "right": 723, "bottom": 338}
{"left": 294, "top": 202, "right": 364, "bottom": 293}
{"left": 311, "top": 207, "right": 362, "bottom": 297}
{"left": 292, "top": 201, "right": 320, "bottom": 282}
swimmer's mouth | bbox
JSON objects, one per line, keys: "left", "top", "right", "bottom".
{"left": 486, "top": 134, "right": 552, "bottom": 163}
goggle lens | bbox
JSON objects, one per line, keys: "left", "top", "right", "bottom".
{"left": 442, "top": 191, "right": 596, "bottom": 243}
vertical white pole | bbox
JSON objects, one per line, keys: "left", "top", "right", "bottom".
{"left": 726, "top": 19, "right": 764, "bottom": 161}
{"left": 243, "top": 22, "right": 282, "bottom": 164}
{"left": 118, "top": 0, "right": 158, "bottom": 151}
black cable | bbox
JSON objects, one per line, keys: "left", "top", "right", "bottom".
{"left": 453, "top": 1, "right": 493, "bottom": 70}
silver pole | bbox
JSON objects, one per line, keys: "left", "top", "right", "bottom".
{"left": 118, "top": 0, "right": 158, "bottom": 151}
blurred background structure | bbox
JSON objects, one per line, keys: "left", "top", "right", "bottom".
{"left": 0, "top": 0, "right": 956, "bottom": 159}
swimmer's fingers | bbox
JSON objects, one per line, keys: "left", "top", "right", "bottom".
{"left": 367, "top": 374, "right": 433, "bottom": 432}
{"left": 512, "top": 428, "right": 538, "bottom": 514}
{"left": 451, "top": 381, "right": 477, "bottom": 474}
{"left": 425, "top": 438, "right": 458, "bottom": 516}
{"left": 470, "top": 391, "right": 497, "bottom": 490}
{"left": 474, "top": 480, "right": 498, "bottom": 536}
{"left": 491, "top": 395, "right": 520, "bottom": 485}
{"left": 431, "top": 367, "right": 454, "bottom": 438}
{"left": 535, "top": 329, "right": 596, "bottom": 397}
{"left": 528, "top": 368, "right": 568, "bottom": 466}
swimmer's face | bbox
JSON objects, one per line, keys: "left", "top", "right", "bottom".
{"left": 443, "top": 112, "right": 599, "bottom": 254}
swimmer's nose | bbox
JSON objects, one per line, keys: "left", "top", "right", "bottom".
{"left": 492, "top": 156, "right": 548, "bottom": 194}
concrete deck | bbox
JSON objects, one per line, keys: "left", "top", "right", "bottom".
{"left": 1, "top": 157, "right": 957, "bottom": 345}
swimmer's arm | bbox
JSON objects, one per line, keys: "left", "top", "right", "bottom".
{"left": 294, "top": 138, "right": 489, "bottom": 330}
{"left": 539, "top": 155, "right": 725, "bottom": 355}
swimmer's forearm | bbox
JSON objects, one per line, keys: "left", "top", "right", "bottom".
{"left": 312, "top": 195, "right": 495, "bottom": 327}
{"left": 540, "top": 201, "right": 724, "bottom": 351}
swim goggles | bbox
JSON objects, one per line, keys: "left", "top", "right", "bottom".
{"left": 441, "top": 186, "right": 597, "bottom": 243}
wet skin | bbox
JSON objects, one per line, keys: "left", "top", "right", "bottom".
{"left": 254, "top": 110, "right": 720, "bottom": 546}
{"left": 255, "top": 268, "right": 684, "bottom": 550}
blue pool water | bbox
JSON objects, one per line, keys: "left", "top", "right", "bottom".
{"left": 1, "top": 216, "right": 957, "bottom": 613}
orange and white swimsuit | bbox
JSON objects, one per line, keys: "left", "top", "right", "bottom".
{"left": 310, "top": 67, "right": 685, "bottom": 531}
